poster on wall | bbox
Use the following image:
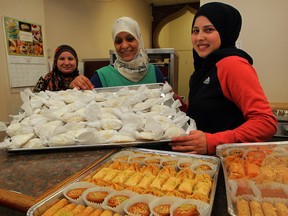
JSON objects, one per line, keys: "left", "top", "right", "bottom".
{"left": 3, "top": 16, "right": 48, "bottom": 88}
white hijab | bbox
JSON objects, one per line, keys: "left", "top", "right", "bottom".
{"left": 112, "top": 17, "right": 149, "bottom": 82}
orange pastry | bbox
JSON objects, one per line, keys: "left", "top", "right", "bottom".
{"left": 107, "top": 195, "right": 129, "bottom": 207}
{"left": 127, "top": 202, "right": 150, "bottom": 216}
{"left": 66, "top": 188, "right": 87, "bottom": 199}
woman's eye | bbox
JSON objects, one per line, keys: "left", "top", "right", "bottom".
{"left": 192, "top": 29, "right": 199, "bottom": 34}
{"left": 114, "top": 38, "right": 123, "bottom": 44}
{"left": 126, "top": 36, "right": 135, "bottom": 42}
{"left": 68, "top": 57, "right": 75, "bottom": 61}
{"left": 205, "top": 28, "right": 216, "bottom": 33}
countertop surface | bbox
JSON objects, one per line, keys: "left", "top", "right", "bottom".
{"left": 0, "top": 143, "right": 229, "bottom": 216}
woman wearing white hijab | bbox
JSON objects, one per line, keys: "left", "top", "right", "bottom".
{"left": 70, "top": 16, "right": 164, "bottom": 89}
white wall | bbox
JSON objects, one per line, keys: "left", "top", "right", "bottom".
{"left": 0, "top": 0, "right": 47, "bottom": 123}
{"left": 0, "top": 0, "right": 152, "bottom": 122}
{"left": 167, "top": 11, "right": 195, "bottom": 102}
{"left": 44, "top": 0, "right": 152, "bottom": 60}
{"left": 201, "top": 0, "right": 288, "bottom": 102}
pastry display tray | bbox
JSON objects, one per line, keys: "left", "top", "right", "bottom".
{"left": 4, "top": 83, "right": 189, "bottom": 153}
{"left": 7, "top": 140, "right": 171, "bottom": 153}
{"left": 216, "top": 141, "right": 288, "bottom": 216}
{"left": 27, "top": 147, "right": 220, "bottom": 216}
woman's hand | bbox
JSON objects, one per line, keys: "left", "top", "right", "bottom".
{"left": 69, "top": 75, "right": 94, "bottom": 90}
{"left": 170, "top": 130, "right": 208, "bottom": 154}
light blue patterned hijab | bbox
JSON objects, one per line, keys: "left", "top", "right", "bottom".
{"left": 112, "top": 17, "right": 149, "bottom": 82}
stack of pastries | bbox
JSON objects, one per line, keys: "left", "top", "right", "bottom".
{"left": 218, "top": 143, "right": 288, "bottom": 216}
{"left": 38, "top": 150, "right": 218, "bottom": 216}
{"left": 84, "top": 158, "right": 214, "bottom": 204}
{"left": 237, "top": 199, "right": 288, "bottom": 216}
{"left": 41, "top": 198, "right": 121, "bottom": 216}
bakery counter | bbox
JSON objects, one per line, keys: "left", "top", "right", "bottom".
{"left": 0, "top": 145, "right": 229, "bottom": 216}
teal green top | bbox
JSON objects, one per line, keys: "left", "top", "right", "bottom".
{"left": 97, "top": 64, "right": 157, "bottom": 87}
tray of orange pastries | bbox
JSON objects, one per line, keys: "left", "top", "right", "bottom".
{"left": 27, "top": 147, "right": 220, "bottom": 216}
{"left": 216, "top": 141, "right": 288, "bottom": 216}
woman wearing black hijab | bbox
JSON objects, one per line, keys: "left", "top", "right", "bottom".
{"left": 33, "top": 45, "right": 79, "bottom": 92}
{"left": 170, "top": 2, "right": 277, "bottom": 155}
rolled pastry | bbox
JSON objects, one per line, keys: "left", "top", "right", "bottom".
{"left": 194, "top": 174, "right": 213, "bottom": 187}
{"left": 261, "top": 202, "right": 277, "bottom": 216}
{"left": 178, "top": 178, "right": 196, "bottom": 195}
{"left": 42, "top": 198, "right": 69, "bottom": 216}
{"left": 236, "top": 199, "right": 251, "bottom": 216}
{"left": 161, "top": 176, "right": 182, "bottom": 192}
{"left": 150, "top": 175, "right": 170, "bottom": 190}
{"left": 193, "top": 181, "right": 211, "bottom": 197}
{"left": 93, "top": 168, "right": 111, "bottom": 180}
{"left": 89, "top": 209, "right": 104, "bottom": 216}
{"left": 137, "top": 174, "right": 156, "bottom": 189}
{"left": 78, "top": 206, "right": 96, "bottom": 216}
{"left": 53, "top": 203, "right": 76, "bottom": 216}
{"left": 112, "top": 170, "right": 134, "bottom": 184}
{"left": 124, "top": 172, "right": 145, "bottom": 187}
{"left": 274, "top": 202, "right": 288, "bottom": 216}
{"left": 176, "top": 167, "right": 195, "bottom": 179}
{"left": 249, "top": 200, "right": 264, "bottom": 216}
{"left": 140, "top": 164, "right": 160, "bottom": 175}
{"left": 71, "top": 204, "right": 86, "bottom": 214}
{"left": 102, "top": 169, "right": 120, "bottom": 182}
{"left": 99, "top": 209, "right": 114, "bottom": 216}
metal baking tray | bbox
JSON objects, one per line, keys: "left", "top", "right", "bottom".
{"left": 27, "top": 147, "right": 220, "bottom": 216}
{"left": 216, "top": 141, "right": 288, "bottom": 216}
{"left": 7, "top": 140, "right": 171, "bottom": 153}
{"left": 5, "top": 83, "right": 189, "bottom": 153}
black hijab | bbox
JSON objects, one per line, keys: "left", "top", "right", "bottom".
{"left": 190, "top": 2, "right": 253, "bottom": 94}
{"left": 48, "top": 45, "right": 79, "bottom": 90}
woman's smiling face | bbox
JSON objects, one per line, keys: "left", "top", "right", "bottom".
{"left": 57, "top": 51, "right": 77, "bottom": 74}
{"left": 191, "top": 16, "right": 221, "bottom": 58}
{"left": 114, "top": 32, "right": 139, "bottom": 62}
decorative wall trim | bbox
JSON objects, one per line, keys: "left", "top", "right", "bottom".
{"left": 151, "top": 3, "right": 199, "bottom": 48}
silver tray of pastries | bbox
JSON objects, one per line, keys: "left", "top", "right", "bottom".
{"left": 27, "top": 147, "right": 220, "bottom": 216}
{"left": 216, "top": 141, "right": 288, "bottom": 216}
{"left": 0, "top": 83, "right": 195, "bottom": 152}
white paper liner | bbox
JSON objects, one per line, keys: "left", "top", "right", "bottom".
{"left": 170, "top": 198, "right": 210, "bottom": 216}
{"left": 270, "top": 146, "right": 287, "bottom": 154}
{"left": 261, "top": 197, "right": 288, "bottom": 205}
{"left": 111, "top": 150, "right": 133, "bottom": 162}
{"left": 123, "top": 194, "right": 156, "bottom": 216}
{"left": 228, "top": 179, "right": 258, "bottom": 201}
{"left": 82, "top": 186, "right": 115, "bottom": 209}
{"left": 102, "top": 190, "right": 138, "bottom": 214}
{"left": 177, "top": 157, "right": 195, "bottom": 169}
{"left": 190, "top": 161, "right": 217, "bottom": 177}
{"left": 160, "top": 157, "right": 180, "bottom": 169}
{"left": 143, "top": 156, "right": 162, "bottom": 166}
{"left": 62, "top": 181, "right": 96, "bottom": 205}
{"left": 149, "top": 196, "right": 181, "bottom": 216}
{"left": 242, "top": 148, "right": 267, "bottom": 160}
{"left": 128, "top": 154, "right": 148, "bottom": 165}
{"left": 256, "top": 182, "right": 288, "bottom": 199}
{"left": 225, "top": 147, "right": 245, "bottom": 157}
